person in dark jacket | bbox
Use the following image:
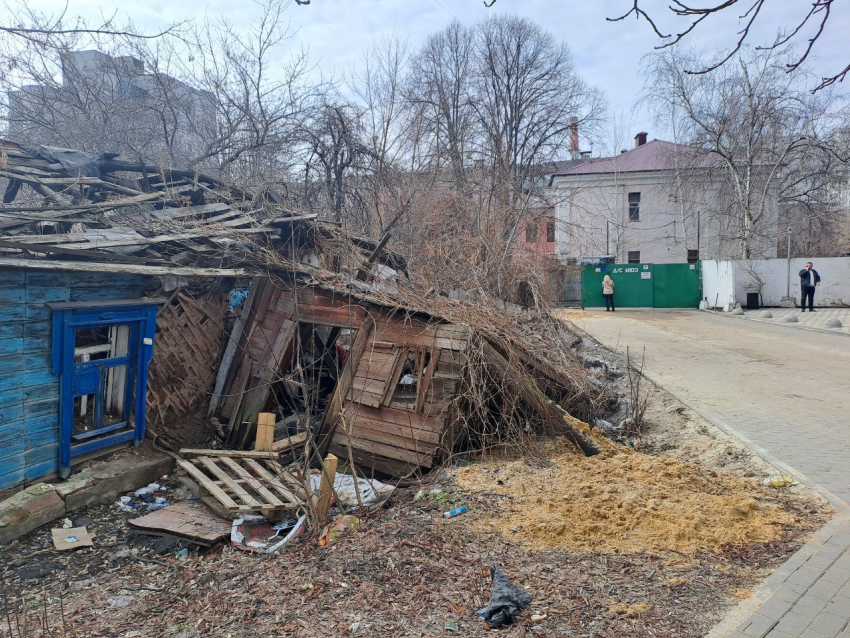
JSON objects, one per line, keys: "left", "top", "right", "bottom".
{"left": 799, "top": 261, "right": 821, "bottom": 312}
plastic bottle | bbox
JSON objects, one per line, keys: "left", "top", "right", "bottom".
{"left": 443, "top": 506, "right": 467, "bottom": 519}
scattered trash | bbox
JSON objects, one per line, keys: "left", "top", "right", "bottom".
{"left": 443, "top": 506, "right": 467, "bottom": 519}
{"left": 308, "top": 473, "right": 395, "bottom": 507}
{"left": 51, "top": 526, "right": 94, "bottom": 551}
{"left": 477, "top": 566, "right": 532, "bottom": 628}
{"left": 763, "top": 475, "right": 799, "bottom": 488}
{"left": 175, "top": 548, "right": 189, "bottom": 559}
{"left": 107, "top": 596, "right": 132, "bottom": 608}
{"left": 231, "top": 515, "right": 306, "bottom": 554}
{"left": 530, "top": 613, "right": 548, "bottom": 623}
{"left": 444, "top": 621, "right": 459, "bottom": 631}
{"left": 414, "top": 488, "right": 444, "bottom": 502}
{"left": 318, "top": 515, "right": 362, "bottom": 547}
{"left": 61, "top": 518, "right": 73, "bottom": 529}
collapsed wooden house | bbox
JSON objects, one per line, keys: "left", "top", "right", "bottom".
{"left": 0, "top": 140, "right": 601, "bottom": 494}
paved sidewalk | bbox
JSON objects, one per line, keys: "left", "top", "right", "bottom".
{"left": 723, "top": 307, "right": 850, "bottom": 336}
{"left": 563, "top": 310, "right": 850, "bottom": 638}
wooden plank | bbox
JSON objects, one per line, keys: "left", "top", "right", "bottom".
{"left": 197, "top": 456, "right": 262, "bottom": 508}
{"left": 0, "top": 256, "right": 248, "bottom": 277}
{"left": 255, "top": 412, "right": 276, "bottom": 451}
{"left": 218, "top": 457, "right": 286, "bottom": 508}
{"left": 178, "top": 448, "right": 281, "bottom": 460}
{"left": 315, "top": 454, "right": 338, "bottom": 525}
{"left": 243, "top": 458, "right": 301, "bottom": 505}
{"left": 350, "top": 423, "right": 441, "bottom": 455}
{"left": 270, "top": 430, "right": 308, "bottom": 452}
{"left": 347, "top": 414, "right": 443, "bottom": 444}
{"left": 176, "top": 459, "right": 241, "bottom": 510}
{"left": 333, "top": 431, "right": 433, "bottom": 468}
{"left": 416, "top": 347, "right": 438, "bottom": 414}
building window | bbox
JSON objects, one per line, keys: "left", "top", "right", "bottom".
{"left": 525, "top": 222, "right": 538, "bottom": 243}
{"left": 546, "top": 222, "right": 555, "bottom": 243}
{"left": 628, "top": 192, "right": 641, "bottom": 222}
{"left": 687, "top": 249, "right": 699, "bottom": 263}
{"left": 627, "top": 251, "right": 641, "bottom": 264}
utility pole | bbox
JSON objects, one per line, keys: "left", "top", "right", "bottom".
{"left": 780, "top": 226, "right": 794, "bottom": 307}
{"left": 606, "top": 220, "right": 610, "bottom": 256}
{"left": 697, "top": 210, "right": 700, "bottom": 259}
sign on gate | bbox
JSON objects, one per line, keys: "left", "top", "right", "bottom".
{"left": 581, "top": 263, "right": 701, "bottom": 309}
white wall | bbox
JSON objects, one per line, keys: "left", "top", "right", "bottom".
{"left": 701, "top": 260, "right": 736, "bottom": 309}
{"left": 734, "top": 258, "right": 850, "bottom": 307}
{"left": 704, "top": 258, "right": 850, "bottom": 308}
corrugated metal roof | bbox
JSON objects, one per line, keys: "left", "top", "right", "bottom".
{"left": 553, "top": 140, "right": 721, "bottom": 177}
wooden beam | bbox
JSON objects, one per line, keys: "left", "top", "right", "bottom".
{"left": 179, "top": 448, "right": 282, "bottom": 460}
{"left": 255, "top": 412, "right": 276, "bottom": 451}
{"left": 314, "top": 453, "right": 338, "bottom": 525}
{"left": 0, "top": 256, "right": 249, "bottom": 277}
{"left": 481, "top": 341, "right": 599, "bottom": 457}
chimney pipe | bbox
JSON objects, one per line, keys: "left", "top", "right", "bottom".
{"left": 569, "top": 116, "right": 579, "bottom": 160}
{"left": 635, "top": 132, "right": 648, "bottom": 148}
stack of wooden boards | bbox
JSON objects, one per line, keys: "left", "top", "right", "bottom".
{"left": 176, "top": 448, "right": 308, "bottom": 518}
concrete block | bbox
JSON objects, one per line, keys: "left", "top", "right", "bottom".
{"left": 55, "top": 475, "right": 95, "bottom": 499}
{"left": 759, "top": 311, "right": 774, "bottom": 318}
{"left": 0, "top": 484, "right": 66, "bottom": 545}
{"left": 824, "top": 318, "right": 843, "bottom": 329}
{"left": 783, "top": 315, "right": 799, "bottom": 323}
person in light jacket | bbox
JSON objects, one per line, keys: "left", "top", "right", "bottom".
{"left": 602, "top": 274, "right": 615, "bottom": 311}
{"left": 798, "top": 261, "right": 821, "bottom": 312}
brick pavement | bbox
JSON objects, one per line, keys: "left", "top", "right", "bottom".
{"left": 565, "top": 309, "right": 850, "bottom": 638}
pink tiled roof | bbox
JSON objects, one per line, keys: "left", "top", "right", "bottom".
{"left": 553, "top": 140, "right": 722, "bottom": 176}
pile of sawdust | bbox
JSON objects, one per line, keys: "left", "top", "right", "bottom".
{"left": 453, "top": 439, "right": 799, "bottom": 554}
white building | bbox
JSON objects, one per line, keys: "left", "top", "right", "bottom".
{"left": 549, "top": 133, "right": 779, "bottom": 264}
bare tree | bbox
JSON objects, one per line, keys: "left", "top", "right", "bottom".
{"left": 2, "top": 0, "right": 317, "bottom": 185}
{"left": 610, "top": 0, "right": 847, "bottom": 92}
{"left": 643, "top": 47, "right": 846, "bottom": 258}
{"left": 407, "top": 21, "right": 477, "bottom": 188}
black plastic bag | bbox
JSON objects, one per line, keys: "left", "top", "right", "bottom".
{"left": 477, "top": 566, "right": 532, "bottom": 628}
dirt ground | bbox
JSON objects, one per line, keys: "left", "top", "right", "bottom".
{"left": 0, "top": 331, "right": 832, "bottom": 638}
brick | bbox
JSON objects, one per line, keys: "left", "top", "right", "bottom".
{"left": 21, "top": 490, "right": 62, "bottom": 515}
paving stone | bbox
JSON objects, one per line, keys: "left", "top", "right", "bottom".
{"left": 809, "top": 579, "right": 846, "bottom": 602}
{"left": 822, "top": 567, "right": 850, "bottom": 586}
{"left": 824, "top": 598, "right": 850, "bottom": 620}
{"left": 808, "top": 613, "right": 849, "bottom": 637}
{"left": 773, "top": 613, "right": 815, "bottom": 635}
{"left": 742, "top": 613, "right": 780, "bottom": 637}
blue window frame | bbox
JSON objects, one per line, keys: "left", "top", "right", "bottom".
{"left": 50, "top": 300, "right": 160, "bottom": 478}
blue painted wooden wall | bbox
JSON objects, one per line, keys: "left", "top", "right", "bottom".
{"left": 0, "top": 268, "right": 152, "bottom": 491}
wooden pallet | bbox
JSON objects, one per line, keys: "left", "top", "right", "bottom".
{"left": 176, "top": 454, "right": 306, "bottom": 517}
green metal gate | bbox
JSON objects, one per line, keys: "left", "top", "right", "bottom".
{"left": 653, "top": 263, "right": 701, "bottom": 308}
{"left": 581, "top": 263, "right": 700, "bottom": 308}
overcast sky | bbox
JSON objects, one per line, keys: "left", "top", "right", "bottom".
{"left": 18, "top": 0, "right": 850, "bottom": 155}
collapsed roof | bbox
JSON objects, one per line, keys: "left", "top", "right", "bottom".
{"left": 0, "top": 140, "right": 406, "bottom": 278}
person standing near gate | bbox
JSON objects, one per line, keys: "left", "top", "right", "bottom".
{"left": 602, "top": 274, "right": 615, "bottom": 312}
{"left": 799, "top": 261, "right": 821, "bottom": 312}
